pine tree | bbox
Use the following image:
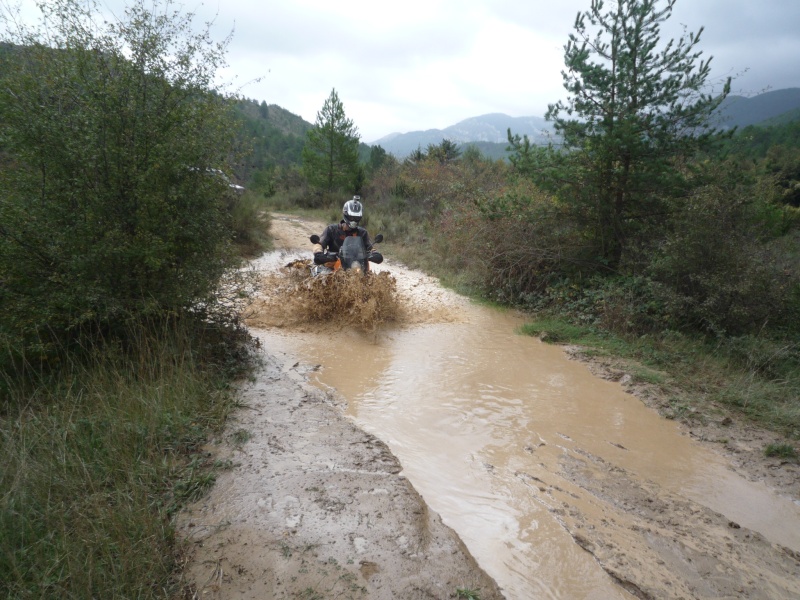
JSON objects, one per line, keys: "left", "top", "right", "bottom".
{"left": 302, "top": 88, "right": 360, "bottom": 192}
{"left": 519, "top": 0, "right": 730, "bottom": 266}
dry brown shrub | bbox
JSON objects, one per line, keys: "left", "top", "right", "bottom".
{"left": 245, "top": 261, "right": 400, "bottom": 333}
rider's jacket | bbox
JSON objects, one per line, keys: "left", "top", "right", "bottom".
{"left": 318, "top": 221, "right": 374, "bottom": 254}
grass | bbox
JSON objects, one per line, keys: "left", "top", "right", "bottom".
{"left": 231, "top": 190, "right": 273, "bottom": 257}
{"left": 0, "top": 321, "right": 252, "bottom": 599}
{"left": 764, "top": 443, "right": 798, "bottom": 460}
{"left": 230, "top": 427, "right": 252, "bottom": 447}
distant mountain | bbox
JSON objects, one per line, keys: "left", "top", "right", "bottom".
{"left": 365, "top": 89, "right": 800, "bottom": 159}
{"left": 370, "top": 113, "right": 555, "bottom": 158}
{"left": 714, "top": 88, "right": 800, "bottom": 129}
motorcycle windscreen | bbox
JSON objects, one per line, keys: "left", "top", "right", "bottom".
{"left": 338, "top": 235, "right": 368, "bottom": 272}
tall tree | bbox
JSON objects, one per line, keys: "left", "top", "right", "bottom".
{"left": 302, "top": 88, "right": 360, "bottom": 191}
{"left": 368, "top": 144, "right": 389, "bottom": 173}
{"left": 516, "top": 0, "right": 730, "bottom": 267}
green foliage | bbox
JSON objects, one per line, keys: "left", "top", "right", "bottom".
{"left": 231, "top": 98, "right": 309, "bottom": 183}
{"left": 426, "top": 138, "right": 461, "bottom": 163}
{"left": 726, "top": 121, "right": 800, "bottom": 160}
{"left": 646, "top": 174, "right": 800, "bottom": 336}
{"left": 0, "top": 320, "right": 252, "bottom": 599}
{"left": 520, "top": 319, "right": 592, "bottom": 344}
{"left": 367, "top": 144, "right": 397, "bottom": 174}
{"left": 525, "top": 0, "right": 730, "bottom": 267}
{"left": 0, "top": 0, "right": 241, "bottom": 362}
{"left": 764, "top": 443, "right": 798, "bottom": 460}
{"left": 715, "top": 121, "right": 800, "bottom": 208}
{"left": 302, "top": 88, "right": 360, "bottom": 192}
{"left": 229, "top": 190, "right": 272, "bottom": 256}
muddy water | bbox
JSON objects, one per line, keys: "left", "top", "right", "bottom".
{"left": 252, "top": 253, "right": 800, "bottom": 598}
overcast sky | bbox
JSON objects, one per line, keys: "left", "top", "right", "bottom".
{"left": 12, "top": 0, "right": 800, "bottom": 142}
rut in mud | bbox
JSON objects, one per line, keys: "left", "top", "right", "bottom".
{"left": 180, "top": 213, "right": 800, "bottom": 600}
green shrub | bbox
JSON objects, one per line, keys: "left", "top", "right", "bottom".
{"left": 230, "top": 191, "right": 272, "bottom": 256}
{"left": 764, "top": 443, "right": 798, "bottom": 459}
{"left": 646, "top": 180, "right": 800, "bottom": 335}
{"left": 0, "top": 0, "right": 240, "bottom": 365}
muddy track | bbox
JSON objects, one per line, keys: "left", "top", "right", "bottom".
{"left": 177, "top": 355, "right": 502, "bottom": 599}
{"left": 177, "top": 214, "right": 502, "bottom": 599}
{"left": 178, "top": 213, "right": 800, "bottom": 599}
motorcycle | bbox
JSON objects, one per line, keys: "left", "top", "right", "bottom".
{"left": 308, "top": 232, "right": 384, "bottom": 277}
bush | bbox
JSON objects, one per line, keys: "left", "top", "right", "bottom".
{"left": 461, "top": 180, "right": 603, "bottom": 304}
{"left": 230, "top": 191, "right": 272, "bottom": 257}
{"left": 647, "top": 181, "right": 800, "bottom": 335}
{"left": 0, "top": 0, "right": 240, "bottom": 364}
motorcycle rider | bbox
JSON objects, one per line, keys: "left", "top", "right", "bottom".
{"left": 312, "top": 196, "right": 383, "bottom": 266}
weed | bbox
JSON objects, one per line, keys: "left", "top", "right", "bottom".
{"left": 456, "top": 587, "right": 482, "bottom": 600}
{"left": 764, "top": 443, "right": 798, "bottom": 460}
{"left": 629, "top": 366, "right": 666, "bottom": 385}
{"left": 0, "top": 323, "right": 250, "bottom": 599}
{"left": 231, "top": 428, "right": 252, "bottom": 447}
{"left": 521, "top": 319, "right": 589, "bottom": 344}
{"left": 280, "top": 542, "right": 293, "bottom": 558}
{"left": 299, "top": 588, "right": 323, "bottom": 600}
{"left": 173, "top": 467, "right": 217, "bottom": 506}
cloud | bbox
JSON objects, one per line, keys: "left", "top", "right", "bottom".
{"left": 11, "top": 0, "right": 800, "bottom": 141}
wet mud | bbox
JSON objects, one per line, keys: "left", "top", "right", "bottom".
{"left": 179, "top": 213, "right": 800, "bottom": 599}
{"left": 178, "top": 355, "right": 501, "bottom": 599}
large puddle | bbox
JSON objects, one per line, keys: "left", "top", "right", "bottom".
{"left": 249, "top": 243, "right": 800, "bottom": 599}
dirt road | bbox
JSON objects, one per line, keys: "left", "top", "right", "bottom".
{"left": 177, "top": 215, "right": 502, "bottom": 599}
{"left": 178, "top": 213, "right": 800, "bottom": 599}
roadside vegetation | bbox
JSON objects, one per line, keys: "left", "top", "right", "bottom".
{"left": 0, "top": 1, "right": 266, "bottom": 597}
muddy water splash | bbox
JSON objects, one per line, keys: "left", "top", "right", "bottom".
{"left": 250, "top": 245, "right": 800, "bottom": 599}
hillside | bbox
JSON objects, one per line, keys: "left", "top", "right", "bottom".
{"left": 233, "top": 99, "right": 311, "bottom": 181}
{"left": 714, "top": 88, "right": 800, "bottom": 129}
{"left": 236, "top": 99, "right": 312, "bottom": 138}
{"left": 371, "top": 113, "right": 554, "bottom": 158}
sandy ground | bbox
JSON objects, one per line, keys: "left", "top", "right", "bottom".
{"left": 178, "top": 213, "right": 800, "bottom": 599}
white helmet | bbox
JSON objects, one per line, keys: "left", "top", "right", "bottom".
{"left": 343, "top": 197, "right": 363, "bottom": 228}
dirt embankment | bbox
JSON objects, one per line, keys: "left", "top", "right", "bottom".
{"left": 178, "top": 356, "right": 501, "bottom": 599}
